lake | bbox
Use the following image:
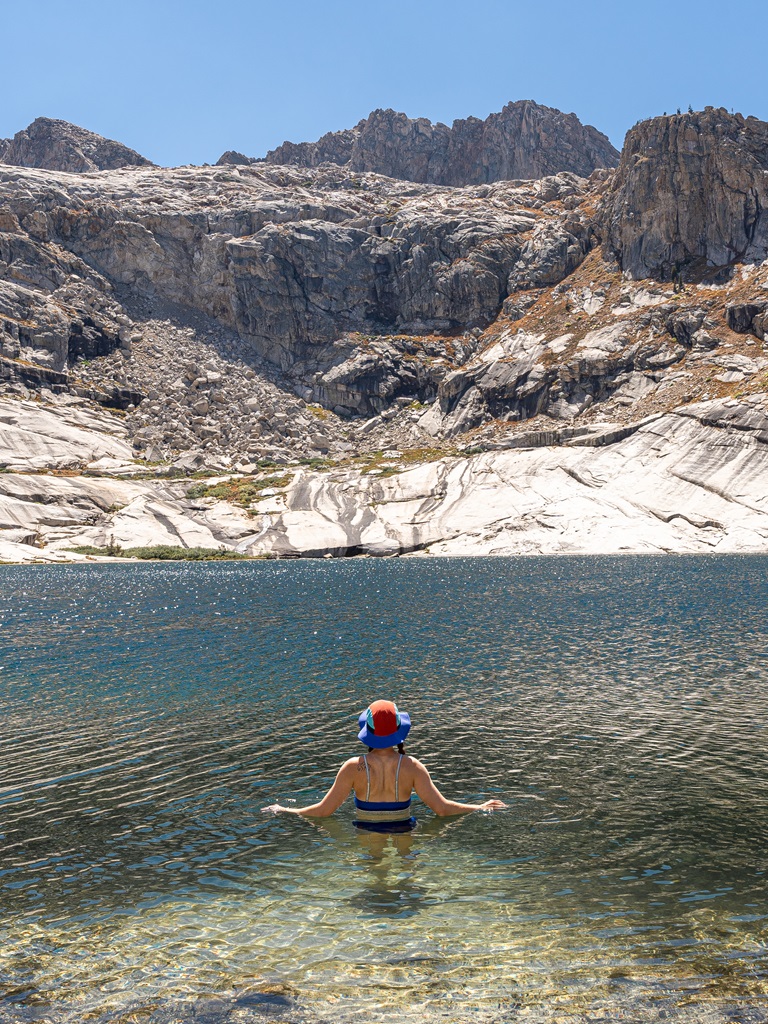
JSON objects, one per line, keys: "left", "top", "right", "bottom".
{"left": 1, "top": 556, "right": 767, "bottom": 1023}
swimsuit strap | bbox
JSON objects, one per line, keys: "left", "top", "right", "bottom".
{"left": 395, "top": 753, "right": 403, "bottom": 802}
{"left": 363, "top": 754, "right": 371, "bottom": 802}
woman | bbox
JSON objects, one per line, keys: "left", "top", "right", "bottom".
{"left": 262, "top": 700, "right": 506, "bottom": 828}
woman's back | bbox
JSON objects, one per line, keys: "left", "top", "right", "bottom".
{"left": 352, "top": 750, "right": 417, "bottom": 831}
{"left": 262, "top": 699, "right": 506, "bottom": 821}
{"left": 353, "top": 750, "right": 415, "bottom": 804}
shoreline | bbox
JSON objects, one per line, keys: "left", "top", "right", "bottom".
{"left": 3, "top": 548, "right": 768, "bottom": 566}
{"left": 2, "top": 394, "right": 768, "bottom": 563}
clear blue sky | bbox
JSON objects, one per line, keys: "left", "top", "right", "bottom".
{"left": 4, "top": 0, "right": 766, "bottom": 167}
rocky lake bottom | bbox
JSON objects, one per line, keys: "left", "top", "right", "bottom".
{"left": 1, "top": 556, "right": 767, "bottom": 1023}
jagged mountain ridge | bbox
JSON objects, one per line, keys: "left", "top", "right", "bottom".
{"left": 2, "top": 108, "right": 767, "bottom": 433}
{"left": 1, "top": 104, "right": 767, "bottom": 561}
{"left": 0, "top": 117, "right": 154, "bottom": 173}
{"left": 220, "top": 101, "right": 620, "bottom": 185}
{"left": 1, "top": 101, "right": 618, "bottom": 183}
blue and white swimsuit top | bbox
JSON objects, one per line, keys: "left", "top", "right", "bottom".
{"left": 353, "top": 753, "right": 413, "bottom": 826}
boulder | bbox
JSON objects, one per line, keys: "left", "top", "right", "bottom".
{"left": 726, "top": 301, "right": 768, "bottom": 338}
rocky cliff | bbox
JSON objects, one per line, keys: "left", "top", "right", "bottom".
{"left": 602, "top": 107, "right": 768, "bottom": 281}
{"left": 0, "top": 161, "right": 594, "bottom": 387}
{"left": 1, "top": 105, "right": 767, "bottom": 561}
{"left": 0, "top": 117, "right": 153, "bottom": 173}
{"left": 256, "top": 101, "right": 620, "bottom": 184}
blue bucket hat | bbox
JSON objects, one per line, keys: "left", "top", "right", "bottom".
{"left": 358, "top": 700, "right": 411, "bottom": 748}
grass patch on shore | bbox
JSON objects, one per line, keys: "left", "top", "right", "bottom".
{"left": 353, "top": 446, "right": 456, "bottom": 476}
{"left": 399, "top": 446, "right": 456, "bottom": 465}
{"left": 307, "top": 403, "right": 331, "bottom": 421}
{"left": 84, "top": 466, "right": 191, "bottom": 481}
{"left": 68, "top": 544, "right": 248, "bottom": 561}
{"left": 186, "top": 474, "right": 291, "bottom": 506}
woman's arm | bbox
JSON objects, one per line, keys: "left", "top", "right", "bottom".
{"left": 262, "top": 759, "right": 357, "bottom": 817}
{"left": 412, "top": 758, "right": 506, "bottom": 816}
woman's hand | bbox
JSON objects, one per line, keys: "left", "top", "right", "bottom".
{"left": 477, "top": 799, "right": 507, "bottom": 811}
{"left": 261, "top": 803, "right": 296, "bottom": 814}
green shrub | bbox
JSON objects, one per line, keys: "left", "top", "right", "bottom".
{"left": 67, "top": 544, "right": 248, "bottom": 561}
{"left": 125, "top": 546, "right": 247, "bottom": 560}
{"left": 186, "top": 474, "right": 290, "bottom": 506}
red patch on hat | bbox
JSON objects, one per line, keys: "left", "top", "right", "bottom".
{"left": 369, "top": 700, "right": 398, "bottom": 736}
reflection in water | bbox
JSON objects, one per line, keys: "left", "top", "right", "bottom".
{"left": 354, "top": 825, "right": 421, "bottom": 918}
{"left": 0, "top": 556, "right": 767, "bottom": 1022}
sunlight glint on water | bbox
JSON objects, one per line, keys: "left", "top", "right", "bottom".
{"left": 0, "top": 556, "right": 767, "bottom": 1022}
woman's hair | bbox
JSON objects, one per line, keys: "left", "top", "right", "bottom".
{"left": 367, "top": 744, "right": 406, "bottom": 753}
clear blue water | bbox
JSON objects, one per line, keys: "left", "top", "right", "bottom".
{"left": 0, "top": 556, "right": 767, "bottom": 1023}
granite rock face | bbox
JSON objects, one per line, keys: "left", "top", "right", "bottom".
{"left": 2, "top": 106, "right": 768, "bottom": 535}
{"left": 2, "top": 394, "right": 766, "bottom": 562}
{"left": 0, "top": 117, "right": 153, "bottom": 173}
{"left": 0, "top": 194, "right": 134, "bottom": 376}
{"left": 238, "top": 396, "right": 768, "bottom": 558}
{"left": 602, "top": 108, "right": 768, "bottom": 281}
{"left": 216, "top": 150, "right": 263, "bottom": 167}
{"left": 0, "top": 162, "right": 594, "bottom": 386}
{"left": 0, "top": 394, "right": 133, "bottom": 471}
{"left": 261, "top": 102, "right": 619, "bottom": 184}
{"left": 432, "top": 313, "right": 698, "bottom": 437}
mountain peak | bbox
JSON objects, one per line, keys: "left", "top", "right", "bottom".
{"left": 248, "top": 100, "right": 619, "bottom": 185}
{"left": 0, "top": 116, "right": 153, "bottom": 173}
